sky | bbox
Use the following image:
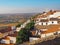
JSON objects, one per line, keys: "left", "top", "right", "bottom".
{"left": 0, "top": 0, "right": 60, "bottom": 13}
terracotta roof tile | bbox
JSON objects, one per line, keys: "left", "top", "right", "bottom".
{"left": 30, "top": 31, "right": 36, "bottom": 36}
{"left": 34, "top": 10, "right": 57, "bottom": 20}
{"left": 40, "top": 19, "right": 48, "bottom": 22}
{"left": 8, "top": 31, "right": 18, "bottom": 37}
{"left": 2, "top": 36, "right": 10, "bottom": 40}
{"left": 50, "top": 18, "right": 58, "bottom": 21}
{"left": 36, "top": 25, "right": 60, "bottom": 34}
{"left": 0, "top": 27, "right": 12, "bottom": 33}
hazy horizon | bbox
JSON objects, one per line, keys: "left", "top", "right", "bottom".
{"left": 0, "top": 0, "right": 60, "bottom": 14}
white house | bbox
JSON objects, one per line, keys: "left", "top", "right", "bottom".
{"left": 1, "top": 36, "right": 10, "bottom": 44}
{"left": 1, "top": 39, "right": 10, "bottom": 44}
{"left": 32, "top": 11, "right": 60, "bottom": 42}
{"left": 11, "top": 26, "right": 16, "bottom": 31}
{"left": 48, "top": 11, "right": 60, "bottom": 18}
{"left": 53, "top": 12, "right": 60, "bottom": 17}
{"left": 48, "top": 21, "right": 58, "bottom": 25}
{"left": 29, "top": 37, "right": 40, "bottom": 42}
{"left": 48, "top": 14, "right": 54, "bottom": 18}
{"left": 40, "top": 34, "right": 46, "bottom": 38}
{"left": 9, "top": 36, "right": 16, "bottom": 44}
{"left": 48, "top": 18, "right": 58, "bottom": 25}
{"left": 1, "top": 36, "right": 16, "bottom": 44}
{"left": 40, "top": 29, "right": 48, "bottom": 31}
{"left": 36, "top": 18, "right": 58, "bottom": 26}
{"left": 35, "top": 11, "right": 60, "bottom": 26}
{"left": 57, "top": 30, "right": 60, "bottom": 34}
{"left": 16, "top": 27, "right": 21, "bottom": 32}
{"left": 38, "top": 19, "right": 48, "bottom": 25}
{"left": 40, "top": 32, "right": 55, "bottom": 38}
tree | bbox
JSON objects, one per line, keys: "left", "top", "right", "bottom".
{"left": 16, "top": 28, "right": 29, "bottom": 44}
{"left": 25, "top": 20, "right": 35, "bottom": 30}
{"left": 16, "top": 36, "right": 23, "bottom": 44}
{"left": 16, "top": 20, "right": 35, "bottom": 44}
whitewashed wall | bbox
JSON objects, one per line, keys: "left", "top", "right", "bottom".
{"left": 9, "top": 36, "right": 16, "bottom": 44}
{"left": 11, "top": 26, "right": 16, "bottom": 30}
{"left": 38, "top": 30, "right": 41, "bottom": 35}
{"left": 43, "top": 22, "right": 47, "bottom": 25}
{"left": 39, "top": 22, "right": 47, "bottom": 25}
{"left": 16, "top": 27, "right": 21, "bottom": 32}
{"left": 53, "top": 21, "right": 58, "bottom": 24}
{"left": 48, "top": 21, "right": 52, "bottom": 25}
{"left": 48, "top": 21, "right": 58, "bottom": 25}
{"left": 48, "top": 15, "right": 54, "bottom": 18}
{"left": 57, "top": 31, "right": 60, "bottom": 34}
{"left": 1, "top": 39, "right": 10, "bottom": 44}
{"left": 40, "top": 29, "right": 47, "bottom": 31}
{"left": 54, "top": 12, "right": 60, "bottom": 17}
{"left": 41, "top": 18, "right": 47, "bottom": 19}
{"left": 45, "top": 33, "right": 54, "bottom": 37}
{"left": 35, "top": 23, "right": 39, "bottom": 26}
{"left": 29, "top": 37, "right": 39, "bottom": 42}
{"left": 36, "top": 20, "right": 58, "bottom": 25}
{"left": 39, "top": 22, "right": 42, "bottom": 25}
{"left": 41, "top": 33, "right": 54, "bottom": 38}
{"left": 41, "top": 34, "right": 46, "bottom": 38}
{"left": 48, "top": 12, "right": 60, "bottom": 18}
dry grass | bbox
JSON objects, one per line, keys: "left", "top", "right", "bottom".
{"left": 0, "top": 23, "right": 19, "bottom": 27}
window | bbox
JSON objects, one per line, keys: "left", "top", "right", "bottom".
{"left": 46, "top": 22, "right": 47, "bottom": 25}
{"left": 54, "top": 32, "right": 58, "bottom": 35}
{"left": 42, "top": 23, "right": 43, "bottom": 25}
{"left": 10, "top": 40, "right": 13, "bottom": 44}
{"left": 52, "top": 21, "right": 54, "bottom": 24}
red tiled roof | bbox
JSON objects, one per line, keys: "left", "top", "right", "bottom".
{"left": 36, "top": 25, "right": 60, "bottom": 34}
{"left": 50, "top": 18, "right": 58, "bottom": 21}
{"left": 30, "top": 31, "right": 36, "bottom": 36}
{"left": 2, "top": 36, "right": 10, "bottom": 40}
{"left": 0, "top": 27, "right": 12, "bottom": 33}
{"left": 34, "top": 10, "right": 57, "bottom": 20}
{"left": 8, "top": 31, "right": 18, "bottom": 37}
{"left": 40, "top": 19, "right": 48, "bottom": 22}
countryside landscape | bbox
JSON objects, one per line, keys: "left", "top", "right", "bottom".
{"left": 0, "top": 0, "right": 60, "bottom": 45}
{"left": 0, "top": 13, "right": 35, "bottom": 27}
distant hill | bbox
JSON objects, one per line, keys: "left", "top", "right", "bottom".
{"left": 0, "top": 13, "right": 37, "bottom": 18}
{"left": 0, "top": 13, "right": 37, "bottom": 24}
